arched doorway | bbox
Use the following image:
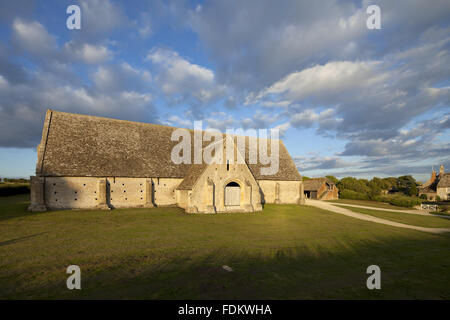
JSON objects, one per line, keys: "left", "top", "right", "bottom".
{"left": 225, "top": 181, "right": 240, "bottom": 206}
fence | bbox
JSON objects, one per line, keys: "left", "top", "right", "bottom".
{"left": 421, "top": 204, "right": 438, "bottom": 211}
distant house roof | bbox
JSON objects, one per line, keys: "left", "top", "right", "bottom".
{"left": 303, "top": 178, "right": 335, "bottom": 191}
{"left": 437, "top": 173, "right": 450, "bottom": 188}
{"left": 36, "top": 110, "right": 302, "bottom": 182}
{"left": 419, "top": 186, "right": 436, "bottom": 194}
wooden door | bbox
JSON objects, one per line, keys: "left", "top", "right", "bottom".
{"left": 225, "top": 186, "right": 240, "bottom": 206}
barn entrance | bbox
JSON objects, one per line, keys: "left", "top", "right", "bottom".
{"left": 225, "top": 181, "right": 240, "bottom": 206}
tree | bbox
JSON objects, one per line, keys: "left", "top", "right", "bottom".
{"left": 337, "top": 177, "right": 370, "bottom": 194}
{"left": 325, "top": 175, "right": 339, "bottom": 185}
{"left": 408, "top": 185, "right": 418, "bottom": 196}
{"left": 382, "top": 177, "right": 398, "bottom": 191}
{"left": 302, "top": 176, "right": 310, "bottom": 181}
{"left": 397, "top": 175, "right": 417, "bottom": 193}
{"left": 368, "top": 177, "right": 389, "bottom": 197}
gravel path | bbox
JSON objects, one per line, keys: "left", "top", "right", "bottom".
{"left": 305, "top": 199, "right": 450, "bottom": 234}
{"left": 330, "top": 203, "right": 450, "bottom": 219}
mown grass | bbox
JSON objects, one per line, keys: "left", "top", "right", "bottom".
{"left": 0, "top": 194, "right": 449, "bottom": 299}
{"left": 338, "top": 206, "right": 450, "bottom": 228}
{"left": 327, "top": 198, "right": 417, "bottom": 210}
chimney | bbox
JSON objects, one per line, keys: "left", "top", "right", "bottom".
{"left": 430, "top": 170, "right": 436, "bottom": 184}
{"left": 440, "top": 165, "right": 445, "bottom": 176}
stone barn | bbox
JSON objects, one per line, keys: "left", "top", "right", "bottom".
{"left": 303, "top": 178, "right": 339, "bottom": 200}
{"left": 29, "top": 110, "right": 305, "bottom": 213}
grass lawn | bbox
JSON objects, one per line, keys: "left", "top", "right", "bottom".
{"left": 337, "top": 206, "right": 450, "bottom": 228}
{"left": 327, "top": 198, "right": 417, "bottom": 210}
{"left": 1, "top": 194, "right": 449, "bottom": 299}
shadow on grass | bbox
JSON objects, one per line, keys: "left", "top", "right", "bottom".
{"left": 6, "top": 234, "right": 449, "bottom": 300}
{"left": 0, "top": 194, "right": 50, "bottom": 222}
{"left": 0, "top": 232, "right": 48, "bottom": 247}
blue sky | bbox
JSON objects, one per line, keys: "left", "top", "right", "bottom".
{"left": 0, "top": 0, "right": 449, "bottom": 182}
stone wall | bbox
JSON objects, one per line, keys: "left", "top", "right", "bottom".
{"left": 45, "top": 176, "right": 99, "bottom": 209}
{"left": 319, "top": 185, "right": 339, "bottom": 200}
{"left": 257, "top": 180, "right": 302, "bottom": 204}
{"left": 437, "top": 187, "right": 449, "bottom": 201}
{"left": 41, "top": 176, "right": 182, "bottom": 210}
{"left": 31, "top": 174, "right": 303, "bottom": 212}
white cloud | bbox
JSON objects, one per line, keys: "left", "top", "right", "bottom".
{"left": 147, "top": 48, "right": 214, "bottom": 89}
{"left": 92, "top": 63, "right": 152, "bottom": 93}
{"left": 241, "top": 111, "right": 279, "bottom": 129}
{"left": 290, "top": 108, "right": 342, "bottom": 129}
{"left": 261, "top": 100, "right": 291, "bottom": 108}
{"left": 12, "top": 18, "right": 57, "bottom": 57}
{"left": 205, "top": 112, "right": 235, "bottom": 132}
{"left": 139, "top": 25, "right": 152, "bottom": 38}
{"left": 273, "top": 122, "right": 290, "bottom": 137}
{"left": 249, "top": 61, "right": 387, "bottom": 105}
{"left": 167, "top": 115, "right": 192, "bottom": 127}
{"left": 0, "top": 75, "right": 8, "bottom": 89}
{"left": 146, "top": 47, "right": 226, "bottom": 104}
{"left": 294, "top": 155, "right": 356, "bottom": 173}
{"left": 64, "top": 42, "right": 112, "bottom": 64}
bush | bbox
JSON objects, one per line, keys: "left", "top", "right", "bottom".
{"left": 3, "top": 178, "right": 29, "bottom": 183}
{"left": 388, "top": 197, "right": 421, "bottom": 208}
{"left": 370, "top": 195, "right": 391, "bottom": 202}
{"left": 420, "top": 194, "right": 428, "bottom": 200}
{"left": 339, "top": 189, "right": 369, "bottom": 200}
{"left": 0, "top": 184, "right": 30, "bottom": 196}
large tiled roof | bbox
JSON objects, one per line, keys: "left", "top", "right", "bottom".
{"left": 36, "top": 110, "right": 302, "bottom": 182}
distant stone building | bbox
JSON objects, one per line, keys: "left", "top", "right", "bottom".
{"left": 29, "top": 110, "right": 305, "bottom": 213}
{"left": 303, "top": 178, "right": 339, "bottom": 200}
{"left": 419, "top": 165, "right": 450, "bottom": 201}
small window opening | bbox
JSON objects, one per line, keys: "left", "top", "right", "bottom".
{"left": 227, "top": 160, "right": 230, "bottom": 171}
